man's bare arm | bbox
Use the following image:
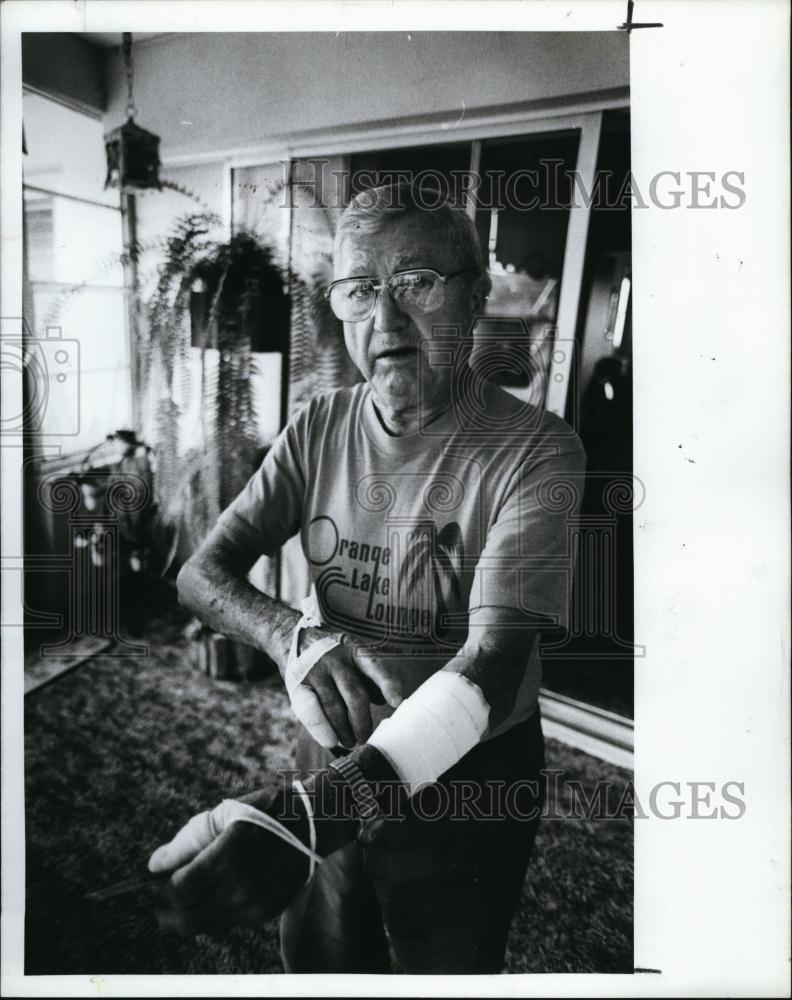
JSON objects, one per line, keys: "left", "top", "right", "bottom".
{"left": 177, "top": 526, "right": 402, "bottom": 746}
{"left": 176, "top": 527, "right": 301, "bottom": 676}
{"left": 445, "top": 607, "right": 541, "bottom": 730}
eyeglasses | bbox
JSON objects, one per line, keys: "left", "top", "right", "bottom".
{"left": 325, "top": 267, "right": 475, "bottom": 323}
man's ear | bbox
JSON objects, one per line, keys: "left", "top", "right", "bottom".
{"left": 470, "top": 271, "right": 492, "bottom": 313}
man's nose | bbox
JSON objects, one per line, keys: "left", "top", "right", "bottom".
{"left": 373, "top": 285, "right": 408, "bottom": 332}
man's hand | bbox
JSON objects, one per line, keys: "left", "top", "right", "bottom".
{"left": 292, "top": 632, "right": 404, "bottom": 748}
{"left": 149, "top": 790, "right": 313, "bottom": 938}
{"left": 177, "top": 534, "right": 403, "bottom": 749}
{"left": 147, "top": 751, "right": 399, "bottom": 940}
{"left": 155, "top": 817, "right": 308, "bottom": 937}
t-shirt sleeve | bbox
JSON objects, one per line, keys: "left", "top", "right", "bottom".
{"left": 467, "top": 442, "right": 587, "bottom": 632}
{"left": 211, "top": 408, "right": 308, "bottom": 559}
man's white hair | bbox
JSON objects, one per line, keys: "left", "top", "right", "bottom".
{"left": 334, "top": 181, "right": 486, "bottom": 278}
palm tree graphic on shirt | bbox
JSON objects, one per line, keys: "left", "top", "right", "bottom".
{"left": 396, "top": 521, "right": 465, "bottom": 641}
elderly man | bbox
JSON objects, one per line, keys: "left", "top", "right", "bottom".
{"left": 150, "top": 182, "right": 585, "bottom": 974}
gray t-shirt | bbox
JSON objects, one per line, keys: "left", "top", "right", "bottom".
{"left": 215, "top": 378, "right": 586, "bottom": 739}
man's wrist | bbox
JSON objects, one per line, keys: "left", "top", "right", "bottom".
{"left": 353, "top": 743, "right": 402, "bottom": 785}
{"left": 297, "top": 624, "right": 346, "bottom": 658}
{"left": 303, "top": 767, "right": 358, "bottom": 856}
{"left": 268, "top": 607, "right": 303, "bottom": 676}
{"left": 271, "top": 747, "right": 406, "bottom": 858}
{"left": 321, "top": 746, "right": 407, "bottom": 851}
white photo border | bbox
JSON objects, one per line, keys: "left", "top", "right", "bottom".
{"left": 2, "top": 1, "right": 789, "bottom": 997}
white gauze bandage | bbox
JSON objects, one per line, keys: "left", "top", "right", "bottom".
{"left": 285, "top": 593, "right": 342, "bottom": 748}
{"left": 148, "top": 783, "right": 322, "bottom": 880}
{"left": 367, "top": 670, "right": 490, "bottom": 795}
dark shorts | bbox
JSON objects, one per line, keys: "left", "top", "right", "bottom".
{"left": 281, "top": 711, "right": 546, "bottom": 974}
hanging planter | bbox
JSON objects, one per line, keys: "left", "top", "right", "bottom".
{"left": 104, "top": 33, "right": 162, "bottom": 191}
{"left": 104, "top": 117, "right": 162, "bottom": 191}
{"left": 188, "top": 233, "right": 290, "bottom": 353}
{"left": 139, "top": 215, "right": 293, "bottom": 535}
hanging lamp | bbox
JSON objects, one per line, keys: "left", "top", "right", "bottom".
{"left": 104, "top": 33, "right": 162, "bottom": 190}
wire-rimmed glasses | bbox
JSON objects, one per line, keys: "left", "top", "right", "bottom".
{"left": 325, "top": 267, "right": 475, "bottom": 323}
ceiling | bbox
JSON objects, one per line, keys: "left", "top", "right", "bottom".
{"left": 77, "top": 32, "right": 166, "bottom": 50}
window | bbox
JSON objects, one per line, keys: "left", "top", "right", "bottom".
{"left": 23, "top": 91, "right": 131, "bottom": 453}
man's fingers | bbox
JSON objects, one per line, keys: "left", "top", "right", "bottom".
{"left": 360, "top": 674, "right": 386, "bottom": 705}
{"left": 158, "top": 827, "right": 233, "bottom": 911}
{"left": 292, "top": 638, "right": 398, "bottom": 748}
{"left": 155, "top": 820, "right": 307, "bottom": 938}
{"left": 289, "top": 684, "right": 338, "bottom": 748}
{"left": 306, "top": 672, "right": 356, "bottom": 748}
{"left": 349, "top": 646, "right": 403, "bottom": 708}
{"left": 148, "top": 809, "right": 215, "bottom": 874}
{"left": 163, "top": 821, "right": 268, "bottom": 911}
{"left": 331, "top": 665, "right": 374, "bottom": 743}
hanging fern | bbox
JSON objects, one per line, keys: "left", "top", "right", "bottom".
{"left": 139, "top": 218, "right": 289, "bottom": 564}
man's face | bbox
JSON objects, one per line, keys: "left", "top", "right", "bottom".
{"left": 334, "top": 214, "right": 485, "bottom": 420}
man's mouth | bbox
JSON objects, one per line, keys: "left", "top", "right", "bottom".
{"left": 376, "top": 346, "right": 419, "bottom": 362}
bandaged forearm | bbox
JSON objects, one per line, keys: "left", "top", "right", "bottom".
{"left": 367, "top": 670, "right": 490, "bottom": 795}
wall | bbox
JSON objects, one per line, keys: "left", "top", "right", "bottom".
{"left": 22, "top": 33, "right": 106, "bottom": 115}
{"left": 102, "top": 32, "right": 629, "bottom": 160}
{"left": 105, "top": 29, "right": 630, "bottom": 324}
{"left": 105, "top": 30, "right": 629, "bottom": 462}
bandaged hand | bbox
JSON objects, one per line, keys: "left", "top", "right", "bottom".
{"left": 285, "top": 597, "right": 403, "bottom": 749}
{"left": 148, "top": 788, "right": 321, "bottom": 938}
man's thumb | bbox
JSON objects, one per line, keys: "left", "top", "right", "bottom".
{"left": 148, "top": 809, "right": 216, "bottom": 873}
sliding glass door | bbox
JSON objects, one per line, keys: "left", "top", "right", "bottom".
{"left": 229, "top": 107, "right": 635, "bottom": 720}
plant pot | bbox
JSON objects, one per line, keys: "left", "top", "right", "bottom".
{"left": 185, "top": 623, "right": 276, "bottom": 682}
